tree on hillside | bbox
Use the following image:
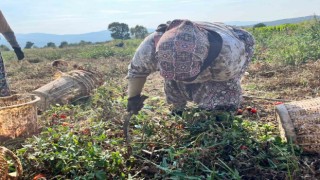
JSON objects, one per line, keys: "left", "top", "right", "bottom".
{"left": 0, "top": 45, "right": 10, "bottom": 51}
{"left": 45, "top": 42, "right": 56, "bottom": 48}
{"left": 79, "top": 40, "right": 92, "bottom": 46}
{"left": 130, "top": 25, "right": 148, "bottom": 39}
{"left": 253, "top": 23, "right": 267, "bottom": 28}
{"left": 59, "top": 41, "right": 68, "bottom": 48}
{"left": 25, "top": 41, "right": 34, "bottom": 49}
{"left": 108, "top": 22, "right": 130, "bottom": 40}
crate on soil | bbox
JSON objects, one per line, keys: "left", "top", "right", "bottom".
{"left": 0, "top": 94, "right": 40, "bottom": 141}
{"left": 276, "top": 97, "right": 320, "bottom": 153}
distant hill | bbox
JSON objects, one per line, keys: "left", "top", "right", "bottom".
{"left": 224, "top": 21, "right": 259, "bottom": 26}
{"left": 1, "top": 29, "right": 155, "bottom": 48}
{"left": 246, "top": 15, "right": 319, "bottom": 27}
{"left": 0, "top": 30, "right": 111, "bottom": 48}
{"left": 0, "top": 15, "right": 318, "bottom": 48}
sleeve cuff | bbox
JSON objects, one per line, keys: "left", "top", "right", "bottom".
{"left": 128, "top": 77, "right": 147, "bottom": 98}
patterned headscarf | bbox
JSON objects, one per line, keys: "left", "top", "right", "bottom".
{"left": 156, "top": 19, "right": 210, "bottom": 81}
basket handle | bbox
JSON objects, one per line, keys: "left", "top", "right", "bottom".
{"left": 0, "top": 146, "right": 23, "bottom": 179}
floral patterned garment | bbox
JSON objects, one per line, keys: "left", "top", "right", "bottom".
{"left": 0, "top": 53, "right": 10, "bottom": 97}
{"left": 128, "top": 21, "right": 255, "bottom": 110}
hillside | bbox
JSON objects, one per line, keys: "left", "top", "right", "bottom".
{"left": 0, "top": 28, "right": 155, "bottom": 48}
{"left": 247, "top": 15, "right": 319, "bottom": 27}
{"left": 1, "top": 30, "right": 111, "bottom": 48}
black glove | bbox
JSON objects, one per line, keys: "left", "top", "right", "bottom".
{"left": 13, "top": 47, "right": 25, "bottom": 60}
{"left": 171, "top": 109, "right": 184, "bottom": 116}
{"left": 127, "top": 95, "right": 148, "bottom": 114}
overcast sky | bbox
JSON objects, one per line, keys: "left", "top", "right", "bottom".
{"left": 0, "top": 0, "right": 319, "bottom": 35}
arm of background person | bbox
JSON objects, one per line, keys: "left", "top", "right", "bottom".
{"left": 0, "top": 10, "right": 20, "bottom": 48}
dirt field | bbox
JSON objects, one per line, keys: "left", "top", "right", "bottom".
{"left": 5, "top": 58, "right": 320, "bottom": 137}
{"left": 3, "top": 57, "right": 320, "bottom": 179}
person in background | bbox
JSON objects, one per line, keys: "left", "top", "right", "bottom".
{"left": 0, "top": 10, "right": 24, "bottom": 97}
{"left": 126, "top": 19, "right": 254, "bottom": 115}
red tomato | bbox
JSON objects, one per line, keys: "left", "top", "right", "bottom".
{"left": 274, "top": 101, "right": 283, "bottom": 105}
{"left": 60, "top": 114, "right": 67, "bottom": 119}
{"left": 236, "top": 109, "right": 243, "bottom": 115}
{"left": 240, "top": 145, "right": 248, "bottom": 150}
{"left": 250, "top": 108, "right": 257, "bottom": 113}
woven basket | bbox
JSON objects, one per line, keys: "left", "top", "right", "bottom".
{"left": 32, "top": 70, "right": 103, "bottom": 111}
{"left": 0, "top": 146, "right": 23, "bottom": 180}
{"left": 276, "top": 97, "right": 320, "bottom": 153}
{"left": 0, "top": 94, "right": 40, "bottom": 141}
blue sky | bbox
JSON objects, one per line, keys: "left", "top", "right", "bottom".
{"left": 0, "top": 0, "right": 319, "bottom": 35}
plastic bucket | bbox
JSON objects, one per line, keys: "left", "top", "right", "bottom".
{"left": 0, "top": 94, "right": 40, "bottom": 141}
{"left": 276, "top": 97, "right": 320, "bottom": 153}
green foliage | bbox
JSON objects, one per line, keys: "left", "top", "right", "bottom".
{"left": 79, "top": 40, "right": 93, "bottom": 46}
{"left": 17, "top": 84, "right": 129, "bottom": 179}
{"left": 0, "top": 44, "right": 10, "bottom": 51}
{"left": 253, "top": 23, "right": 266, "bottom": 28}
{"left": 249, "top": 19, "right": 320, "bottom": 65}
{"left": 1, "top": 39, "right": 142, "bottom": 61}
{"left": 1, "top": 50, "right": 16, "bottom": 61}
{"left": 45, "top": 42, "right": 57, "bottom": 48}
{"left": 25, "top": 41, "right": 34, "bottom": 49}
{"left": 130, "top": 25, "right": 149, "bottom": 39}
{"left": 79, "top": 45, "right": 115, "bottom": 59}
{"left": 108, "top": 22, "right": 131, "bottom": 40}
{"left": 78, "top": 40, "right": 141, "bottom": 59}
{"left": 18, "top": 120, "right": 127, "bottom": 179}
{"left": 59, "top": 41, "right": 68, "bottom": 48}
{"left": 16, "top": 80, "right": 301, "bottom": 179}
{"left": 139, "top": 109, "right": 301, "bottom": 179}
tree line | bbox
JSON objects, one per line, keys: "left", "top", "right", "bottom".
{"left": 0, "top": 22, "right": 149, "bottom": 50}
{"left": 108, "top": 22, "right": 148, "bottom": 39}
